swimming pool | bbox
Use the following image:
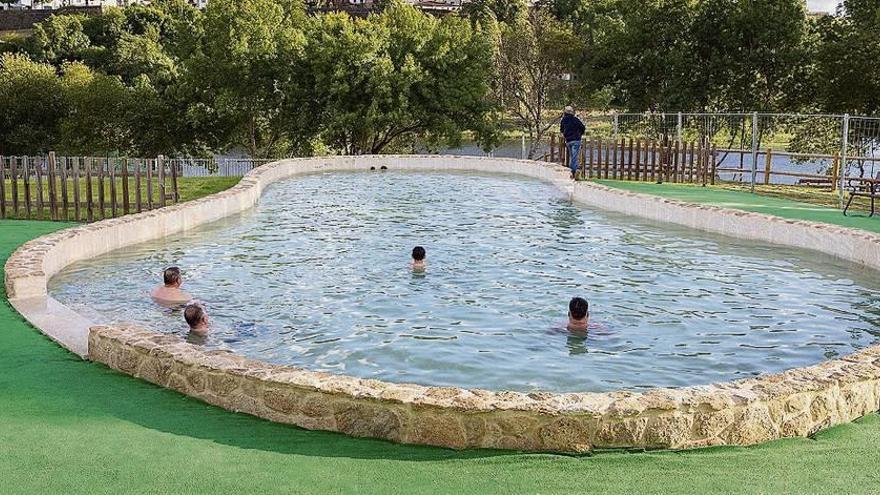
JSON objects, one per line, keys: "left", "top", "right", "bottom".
{"left": 50, "top": 171, "right": 880, "bottom": 392}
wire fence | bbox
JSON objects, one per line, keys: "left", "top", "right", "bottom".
{"left": 473, "top": 112, "right": 880, "bottom": 211}
{"left": 169, "top": 158, "right": 274, "bottom": 177}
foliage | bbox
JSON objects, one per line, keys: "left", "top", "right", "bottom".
{"left": 0, "top": 53, "right": 65, "bottom": 154}
{"left": 302, "top": 4, "right": 497, "bottom": 154}
{"left": 4, "top": 0, "right": 879, "bottom": 158}
{"left": 494, "top": 10, "right": 579, "bottom": 158}
{"left": 184, "top": 0, "right": 309, "bottom": 158}
{"left": 462, "top": 0, "right": 527, "bottom": 26}
{"left": 812, "top": 0, "right": 880, "bottom": 115}
{"left": 547, "top": 0, "right": 811, "bottom": 112}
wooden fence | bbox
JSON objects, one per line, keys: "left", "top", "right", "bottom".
{"left": 0, "top": 153, "right": 181, "bottom": 222}
{"left": 547, "top": 135, "right": 718, "bottom": 185}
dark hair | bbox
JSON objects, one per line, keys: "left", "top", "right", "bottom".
{"left": 184, "top": 304, "right": 206, "bottom": 329}
{"left": 412, "top": 246, "right": 426, "bottom": 261}
{"left": 569, "top": 297, "right": 589, "bottom": 320}
{"left": 163, "top": 267, "right": 181, "bottom": 286}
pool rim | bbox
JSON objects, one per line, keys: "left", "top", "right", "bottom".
{"left": 6, "top": 155, "right": 880, "bottom": 452}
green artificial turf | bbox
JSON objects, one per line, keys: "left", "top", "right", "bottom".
{"left": 1, "top": 220, "right": 879, "bottom": 494}
{"left": 595, "top": 179, "right": 880, "bottom": 234}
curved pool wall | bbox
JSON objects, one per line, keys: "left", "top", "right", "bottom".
{"left": 6, "top": 155, "right": 880, "bottom": 452}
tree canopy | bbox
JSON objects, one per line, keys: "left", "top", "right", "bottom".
{"left": 0, "top": 1, "right": 877, "bottom": 158}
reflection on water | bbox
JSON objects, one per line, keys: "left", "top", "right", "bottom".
{"left": 50, "top": 171, "right": 880, "bottom": 392}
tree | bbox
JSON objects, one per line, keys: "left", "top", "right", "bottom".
{"left": 301, "top": 4, "right": 497, "bottom": 154}
{"left": 813, "top": 0, "right": 880, "bottom": 115}
{"left": 462, "top": 0, "right": 527, "bottom": 26}
{"left": 0, "top": 53, "right": 65, "bottom": 154}
{"left": 184, "top": 0, "right": 310, "bottom": 158}
{"left": 30, "top": 14, "right": 95, "bottom": 65}
{"left": 494, "top": 10, "right": 580, "bottom": 158}
{"left": 58, "top": 61, "right": 136, "bottom": 155}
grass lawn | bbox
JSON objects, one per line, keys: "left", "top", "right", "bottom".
{"left": 1, "top": 219, "right": 878, "bottom": 494}
{"left": 594, "top": 179, "right": 880, "bottom": 234}
{"left": 1, "top": 176, "right": 241, "bottom": 221}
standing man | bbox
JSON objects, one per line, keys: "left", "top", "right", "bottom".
{"left": 560, "top": 106, "right": 586, "bottom": 179}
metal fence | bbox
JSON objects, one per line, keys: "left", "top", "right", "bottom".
{"left": 169, "top": 158, "right": 274, "bottom": 177}
{"left": 483, "top": 112, "right": 880, "bottom": 208}
{"left": 607, "top": 113, "right": 879, "bottom": 200}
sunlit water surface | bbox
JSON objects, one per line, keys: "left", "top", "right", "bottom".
{"left": 50, "top": 171, "right": 880, "bottom": 392}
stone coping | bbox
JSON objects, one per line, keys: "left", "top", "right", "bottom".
{"left": 5, "top": 155, "right": 880, "bottom": 452}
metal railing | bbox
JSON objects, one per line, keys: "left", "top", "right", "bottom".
{"left": 168, "top": 158, "right": 274, "bottom": 177}
{"left": 484, "top": 112, "right": 880, "bottom": 209}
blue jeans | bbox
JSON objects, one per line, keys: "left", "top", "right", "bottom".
{"left": 566, "top": 140, "right": 581, "bottom": 176}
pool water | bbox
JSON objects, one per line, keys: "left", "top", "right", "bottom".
{"left": 50, "top": 171, "right": 880, "bottom": 392}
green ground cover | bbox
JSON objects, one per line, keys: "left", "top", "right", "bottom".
{"left": 1, "top": 204, "right": 879, "bottom": 493}
{"left": 595, "top": 179, "right": 880, "bottom": 233}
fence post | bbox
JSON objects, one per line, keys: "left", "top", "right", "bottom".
{"left": 171, "top": 159, "right": 179, "bottom": 202}
{"left": 86, "top": 158, "right": 94, "bottom": 222}
{"left": 158, "top": 155, "right": 166, "bottom": 207}
{"left": 749, "top": 112, "right": 759, "bottom": 193}
{"left": 121, "top": 158, "right": 130, "bottom": 215}
{"left": 839, "top": 114, "right": 849, "bottom": 208}
{"left": 521, "top": 134, "right": 526, "bottom": 160}
{"left": 676, "top": 112, "right": 683, "bottom": 144}
{"left": 612, "top": 112, "right": 618, "bottom": 143}
{"left": 550, "top": 134, "right": 556, "bottom": 162}
{"left": 0, "top": 156, "right": 5, "bottom": 219}
{"left": 764, "top": 148, "right": 773, "bottom": 185}
{"left": 710, "top": 144, "right": 717, "bottom": 185}
{"left": 47, "top": 152, "right": 57, "bottom": 221}
{"left": 10, "top": 156, "right": 19, "bottom": 217}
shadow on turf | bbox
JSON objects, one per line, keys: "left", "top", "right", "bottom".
{"left": 60, "top": 349, "right": 521, "bottom": 461}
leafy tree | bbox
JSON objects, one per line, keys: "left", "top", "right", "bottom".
{"left": 0, "top": 53, "right": 65, "bottom": 154}
{"left": 718, "top": 0, "right": 809, "bottom": 111}
{"left": 302, "top": 4, "right": 497, "bottom": 154}
{"left": 462, "top": 0, "right": 527, "bottom": 26}
{"left": 57, "top": 61, "right": 135, "bottom": 155}
{"left": 184, "top": 0, "right": 309, "bottom": 158}
{"left": 30, "top": 14, "right": 95, "bottom": 65}
{"left": 813, "top": 0, "right": 880, "bottom": 115}
{"left": 494, "top": 10, "right": 580, "bottom": 158}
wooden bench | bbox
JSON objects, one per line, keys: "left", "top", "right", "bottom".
{"left": 796, "top": 178, "right": 833, "bottom": 187}
{"left": 843, "top": 173, "right": 880, "bottom": 217}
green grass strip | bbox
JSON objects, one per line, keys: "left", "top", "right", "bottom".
{"left": 594, "top": 180, "right": 880, "bottom": 234}
{"left": 1, "top": 220, "right": 878, "bottom": 494}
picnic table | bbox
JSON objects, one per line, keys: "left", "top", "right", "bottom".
{"left": 843, "top": 174, "right": 880, "bottom": 217}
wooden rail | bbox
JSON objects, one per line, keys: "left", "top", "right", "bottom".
{"left": 547, "top": 138, "right": 718, "bottom": 185}
{"left": 0, "top": 154, "right": 182, "bottom": 222}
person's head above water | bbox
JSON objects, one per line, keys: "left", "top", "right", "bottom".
{"left": 568, "top": 297, "right": 589, "bottom": 331}
{"left": 412, "top": 246, "right": 426, "bottom": 261}
{"left": 163, "top": 266, "right": 182, "bottom": 288}
{"left": 184, "top": 303, "right": 209, "bottom": 333}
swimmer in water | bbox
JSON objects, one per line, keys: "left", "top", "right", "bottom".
{"left": 411, "top": 246, "right": 426, "bottom": 272}
{"left": 150, "top": 267, "right": 192, "bottom": 307}
{"left": 567, "top": 297, "right": 589, "bottom": 332}
{"left": 184, "top": 302, "right": 209, "bottom": 337}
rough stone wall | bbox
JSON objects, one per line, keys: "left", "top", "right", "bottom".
{"left": 89, "top": 326, "right": 880, "bottom": 452}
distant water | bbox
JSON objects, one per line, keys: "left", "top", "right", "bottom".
{"left": 51, "top": 170, "right": 880, "bottom": 392}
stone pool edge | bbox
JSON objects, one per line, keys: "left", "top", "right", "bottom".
{"left": 5, "top": 155, "right": 880, "bottom": 452}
